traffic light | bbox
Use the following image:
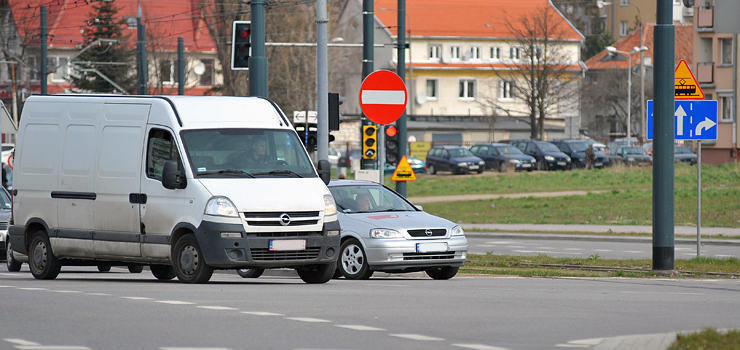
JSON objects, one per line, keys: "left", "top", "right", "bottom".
{"left": 231, "top": 21, "right": 251, "bottom": 70}
{"left": 385, "top": 125, "right": 399, "bottom": 166}
{"left": 328, "top": 92, "right": 343, "bottom": 131}
{"left": 362, "top": 125, "right": 377, "bottom": 160}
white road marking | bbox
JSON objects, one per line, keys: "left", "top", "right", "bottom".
{"left": 241, "top": 311, "right": 284, "bottom": 316}
{"left": 335, "top": 325, "right": 385, "bottom": 331}
{"left": 84, "top": 293, "right": 110, "bottom": 296}
{"left": 0, "top": 273, "right": 19, "bottom": 276}
{"left": 160, "top": 348, "right": 231, "bottom": 350}
{"left": 505, "top": 246, "right": 527, "bottom": 249}
{"left": 389, "top": 334, "right": 445, "bottom": 341}
{"left": 285, "top": 317, "right": 332, "bottom": 323}
{"left": 121, "top": 297, "right": 153, "bottom": 300}
{"left": 675, "top": 248, "right": 693, "bottom": 251}
{"left": 197, "top": 306, "right": 239, "bottom": 311}
{"left": 622, "top": 251, "right": 643, "bottom": 254}
{"left": 564, "top": 248, "right": 583, "bottom": 251}
{"left": 17, "top": 288, "right": 48, "bottom": 291}
{"left": 453, "top": 344, "right": 510, "bottom": 350}
{"left": 15, "top": 346, "right": 92, "bottom": 350}
{"left": 0, "top": 285, "right": 17, "bottom": 287}
{"left": 49, "top": 290, "right": 82, "bottom": 294}
{"left": 4, "top": 339, "right": 40, "bottom": 346}
{"left": 555, "top": 345, "right": 590, "bottom": 348}
{"left": 621, "top": 291, "right": 703, "bottom": 295}
{"left": 535, "top": 247, "right": 554, "bottom": 250}
{"left": 567, "top": 338, "right": 604, "bottom": 345}
{"left": 592, "top": 249, "right": 611, "bottom": 252}
{"left": 486, "top": 241, "right": 515, "bottom": 244}
{"left": 157, "top": 301, "right": 196, "bottom": 305}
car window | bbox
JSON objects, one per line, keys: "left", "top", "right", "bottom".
{"left": 498, "top": 145, "right": 522, "bottom": 155}
{"left": 442, "top": 150, "right": 449, "bottom": 158}
{"left": 568, "top": 141, "right": 589, "bottom": 153}
{"left": 537, "top": 142, "right": 560, "bottom": 153}
{"left": 448, "top": 148, "right": 474, "bottom": 157}
{"left": 623, "top": 147, "right": 645, "bottom": 155}
{"left": 557, "top": 143, "right": 569, "bottom": 153}
{"left": 330, "top": 185, "right": 416, "bottom": 213}
{"left": 525, "top": 143, "right": 537, "bottom": 153}
{"left": 0, "top": 189, "right": 10, "bottom": 210}
{"left": 675, "top": 146, "right": 693, "bottom": 154}
{"left": 470, "top": 146, "right": 479, "bottom": 154}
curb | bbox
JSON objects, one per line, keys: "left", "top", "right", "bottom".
{"left": 464, "top": 231, "right": 740, "bottom": 246}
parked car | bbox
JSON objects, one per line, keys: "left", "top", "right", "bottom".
{"left": 1, "top": 143, "right": 13, "bottom": 165}
{"left": 550, "top": 140, "right": 609, "bottom": 169}
{"left": 510, "top": 140, "right": 571, "bottom": 171}
{"left": 327, "top": 180, "right": 467, "bottom": 279}
{"left": 642, "top": 142, "right": 653, "bottom": 156}
{"left": 470, "top": 143, "right": 536, "bottom": 172}
{"left": 425, "top": 146, "right": 485, "bottom": 175}
{"left": 383, "top": 156, "right": 426, "bottom": 174}
{"left": 0, "top": 187, "right": 22, "bottom": 271}
{"left": 586, "top": 139, "right": 607, "bottom": 153}
{"left": 337, "top": 149, "right": 362, "bottom": 168}
{"left": 328, "top": 148, "right": 342, "bottom": 167}
{"left": 610, "top": 146, "right": 652, "bottom": 166}
{"left": 674, "top": 145, "right": 697, "bottom": 165}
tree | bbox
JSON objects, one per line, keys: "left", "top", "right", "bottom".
{"left": 583, "top": 25, "right": 614, "bottom": 60}
{"left": 68, "top": 0, "right": 135, "bottom": 94}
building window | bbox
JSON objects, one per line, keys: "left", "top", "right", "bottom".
{"left": 51, "top": 57, "right": 68, "bottom": 82}
{"left": 429, "top": 45, "right": 441, "bottom": 60}
{"left": 720, "top": 38, "right": 733, "bottom": 65}
{"left": 160, "top": 59, "right": 175, "bottom": 85}
{"left": 720, "top": 95, "right": 733, "bottom": 122}
{"left": 26, "top": 56, "right": 39, "bottom": 81}
{"left": 469, "top": 46, "right": 481, "bottom": 60}
{"left": 450, "top": 46, "right": 461, "bottom": 60}
{"left": 490, "top": 46, "right": 502, "bottom": 60}
{"left": 426, "top": 79, "right": 438, "bottom": 99}
{"left": 499, "top": 80, "right": 514, "bottom": 99}
{"left": 620, "top": 0, "right": 629, "bottom": 5}
{"left": 620, "top": 21, "right": 628, "bottom": 36}
{"left": 458, "top": 79, "right": 476, "bottom": 99}
{"left": 199, "top": 59, "right": 214, "bottom": 86}
{"left": 509, "top": 47, "right": 520, "bottom": 60}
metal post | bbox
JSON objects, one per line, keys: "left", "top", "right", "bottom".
{"left": 137, "top": 5, "right": 144, "bottom": 95}
{"left": 249, "top": 0, "right": 268, "bottom": 98}
{"left": 178, "top": 37, "right": 184, "bottom": 95}
{"left": 361, "top": 0, "right": 375, "bottom": 170}
{"left": 697, "top": 141, "right": 701, "bottom": 257}
{"left": 316, "top": 0, "right": 329, "bottom": 162}
{"left": 395, "top": 0, "right": 407, "bottom": 197}
{"left": 40, "top": 6, "right": 47, "bottom": 95}
{"left": 627, "top": 51, "right": 632, "bottom": 146}
{"left": 652, "top": 0, "right": 675, "bottom": 271}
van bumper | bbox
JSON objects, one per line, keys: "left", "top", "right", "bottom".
{"left": 195, "top": 220, "right": 341, "bottom": 269}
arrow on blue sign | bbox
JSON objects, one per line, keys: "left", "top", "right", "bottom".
{"left": 647, "top": 100, "right": 718, "bottom": 141}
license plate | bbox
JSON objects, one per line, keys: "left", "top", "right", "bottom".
{"left": 521, "top": 164, "right": 531, "bottom": 168}
{"left": 416, "top": 242, "right": 448, "bottom": 253}
{"left": 595, "top": 162, "right": 603, "bottom": 167}
{"left": 469, "top": 165, "right": 479, "bottom": 170}
{"left": 269, "top": 240, "right": 306, "bottom": 251}
{"left": 557, "top": 161, "right": 566, "bottom": 166}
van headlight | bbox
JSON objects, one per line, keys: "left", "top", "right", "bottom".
{"left": 370, "top": 229, "right": 403, "bottom": 239}
{"left": 205, "top": 196, "right": 239, "bottom": 217}
{"left": 323, "top": 194, "right": 337, "bottom": 221}
{"left": 451, "top": 225, "right": 464, "bottom": 236}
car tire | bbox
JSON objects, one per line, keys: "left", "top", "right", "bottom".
{"left": 428, "top": 164, "right": 436, "bottom": 175}
{"left": 296, "top": 262, "right": 336, "bottom": 284}
{"left": 476, "top": 168, "right": 484, "bottom": 174}
{"left": 6, "top": 240, "right": 22, "bottom": 272}
{"left": 425, "top": 266, "right": 459, "bottom": 280}
{"left": 29, "top": 230, "right": 62, "bottom": 280}
{"left": 173, "top": 234, "right": 213, "bottom": 284}
{"left": 237, "top": 268, "right": 264, "bottom": 278}
{"left": 498, "top": 162, "right": 507, "bottom": 173}
{"left": 128, "top": 265, "right": 144, "bottom": 273}
{"left": 97, "top": 265, "right": 111, "bottom": 272}
{"left": 151, "top": 264, "right": 176, "bottom": 280}
{"left": 339, "top": 238, "right": 373, "bottom": 280}
{"left": 536, "top": 159, "right": 547, "bottom": 171}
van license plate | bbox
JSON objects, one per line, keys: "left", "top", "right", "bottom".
{"left": 416, "top": 242, "right": 448, "bottom": 253}
{"left": 269, "top": 240, "right": 306, "bottom": 251}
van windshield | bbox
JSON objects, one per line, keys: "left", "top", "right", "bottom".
{"left": 181, "top": 129, "right": 316, "bottom": 178}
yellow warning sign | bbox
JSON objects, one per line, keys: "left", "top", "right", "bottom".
{"left": 675, "top": 59, "right": 704, "bottom": 100}
{"left": 391, "top": 156, "right": 417, "bottom": 181}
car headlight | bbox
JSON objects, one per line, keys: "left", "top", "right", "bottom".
{"left": 509, "top": 159, "right": 521, "bottom": 164}
{"left": 451, "top": 225, "right": 464, "bottom": 236}
{"left": 457, "top": 162, "right": 467, "bottom": 167}
{"left": 204, "top": 197, "right": 239, "bottom": 217}
{"left": 478, "top": 160, "right": 485, "bottom": 165}
{"left": 566, "top": 157, "right": 571, "bottom": 162}
{"left": 370, "top": 228, "right": 403, "bottom": 239}
{"left": 324, "top": 194, "right": 337, "bottom": 221}
{"left": 544, "top": 156, "right": 555, "bottom": 161}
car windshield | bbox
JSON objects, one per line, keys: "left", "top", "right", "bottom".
{"left": 0, "top": 189, "right": 10, "bottom": 210}
{"left": 180, "top": 129, "right": 316, "bottom": 178}
{"left": 536, "top": 142, "right": 560, "bottom": 152}
{"left": 623, "top": 147, "right": 645, "bottom": 155}
{"left": 496, "top": 145, "right": 523, "bottom": 155}
{"left": 330, "top": 184, "right": 417, "bottom": 214}
{"left": 568, "top": 141, "right": 590, "bottom": 152}
{"left": 675, "top": 146, "right": 693, "bottom": 154}
{"left": 448, "top": 148, "right": 474, "bottom": 157}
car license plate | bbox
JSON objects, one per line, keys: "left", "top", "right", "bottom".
{"left": 595, "top": 162, "right": 603, "bottom": 167}
{"left": 469, "top": 165, "right": 479, "bottom": 170}
{"left": 416, "top": 242, "right": 448, "bottom": 253}
{"left": 522, "top": 164, "right": 531, "bottom": 168}
{"left": 557, "top": 161, "right": 566, "bottom": 166}
{"left": 269, "top": 240, "right": 306, "bottom": 251}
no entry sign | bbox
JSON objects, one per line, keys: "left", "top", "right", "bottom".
{"left": 359, "top": 70, "right": 408, "bottom": 125}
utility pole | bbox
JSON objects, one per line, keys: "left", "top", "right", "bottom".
{"left": 395, "top": 0, "right": 407, "bottom": 197}
{"left": 178, "top": 37, "right": 184, "bottom": 95}
{"left": 316, "top": 0, "right": 329, "bottom": 163}
{"left": 136, "top": 3, "right": 146, "bottom": 95}
{"left": 361, "top": 0, "right": 375, "bottom": 170}
{"left": 249, "top": 0, "right": 268, "bottom": 97}
{"left": 40, "top": 6, "right": 47, "bottom": 95}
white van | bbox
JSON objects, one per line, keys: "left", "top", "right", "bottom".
{"left": 8, "top": 95, "right": 340, "bottom": 284}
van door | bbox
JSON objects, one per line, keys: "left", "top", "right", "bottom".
{"left": 92, "top": 104, "right": 149, "bottom": 258}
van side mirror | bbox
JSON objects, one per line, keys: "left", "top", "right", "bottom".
{"left": 317, "top": 160, "right": 331, "bottom": 185}
{"left": 162, "top": 160, "right": 187, "bottom": 189}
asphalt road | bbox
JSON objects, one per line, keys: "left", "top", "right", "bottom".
{"left": 2, "top": 266, "right": 740, "bottom": 350}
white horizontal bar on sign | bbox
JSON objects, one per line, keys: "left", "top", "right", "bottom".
{"left": 361, "top": 90, "right": 405, "bottom": 105}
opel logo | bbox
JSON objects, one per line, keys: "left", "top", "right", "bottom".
{"left": 279, "top": 213, "right": 291, "bottom": 226}
{"left": 425, "top": 229, "right": 433, "bottom": 236}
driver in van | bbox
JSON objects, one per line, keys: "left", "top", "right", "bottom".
{"left": 226, "top": 136, "right": 268, "bottom": 165}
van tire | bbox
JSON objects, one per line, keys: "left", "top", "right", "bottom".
{"left": 6, "top": 240, "right": 22, "bottom": 272}
{"left": 29, "top": 231, "right": 62, "bottom": 280}
{"left": 97, "top": 265, "right": 111, "bottom": 272}
{"left": 296, "top": 262, "right": 336, "bottom": 284}
{"left": 236, "top": 268, "right": 264, "bottom": 278}
{"left": 151, "top": 265, "right": 176, "bottom": 280}
{"left": 128, "top": 265, "right": 144, "bottom": 273}
{"left": 173, "top": 234, "right": 213, "bottom": 284}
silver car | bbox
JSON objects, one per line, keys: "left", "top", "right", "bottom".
{"left": 327, "top": 180, "right": 467, "bottom": 280}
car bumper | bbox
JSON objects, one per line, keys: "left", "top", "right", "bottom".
{"left": 546, "top": 160, "right": 571, "bottom": 170}
{"left": 363, "top": 236, "right": 468, "bottom": 270}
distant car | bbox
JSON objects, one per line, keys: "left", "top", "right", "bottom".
{"left": 383, "top": 156, "right": 426, "bottom": 175}
{"left": 550, "top": 140, "right": 608, "bottom": 169}
{"left": 1, "top": 143, "right": 13, "bottom": 165}
{"left": 586, "top": 139, "right": 607, "bottom": 153}
{"left": 642, "top": 142, "right": 653, "bottom": 156}
{"left": 328, "top": 148, "right": 342, "bottom": 167}
{"left": 510, "top": 140, "right": 571, "bottom": 171}
{"left": 674, "top": 145, "right": 697, "bottom": 165}
{"left": 328, "top": 180, "right": 467, "bottom": 280}
{"left": 610, "top": 146, "right": 652, "bottom": 166}
{"left": 0, "top": 187, "right": 22, "bottom": 271}
{"left": 425, "top": 146, "right": 485, "bottom": 175}
{"left": 337, "top": 149, "right": 361, "bottom": 168}
{"left": 470, "top": 143, "right": 536, "bottom": 172}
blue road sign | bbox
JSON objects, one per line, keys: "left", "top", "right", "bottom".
{"left": 647, "top": 100, "right": 718, "bottom": 140}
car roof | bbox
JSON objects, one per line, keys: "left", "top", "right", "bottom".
{"left": 473, "top": 143, "right": 509, "bottom": 147}
{"left": 327, "top": 179, "right": 379, "bottom": 187}
{"left": 431, "top": 145, "right": 466, "bottom": 149}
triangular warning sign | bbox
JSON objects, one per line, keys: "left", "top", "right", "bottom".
{"left": 675, "top": 59, "right": 704, "bottom": 100}
{"left": 391, "top": 156, "right": 417, "bottom": 181}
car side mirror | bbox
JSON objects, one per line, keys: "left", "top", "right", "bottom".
{"left": 317, "top": 159, "right": 331, "bottom": 185}
{"left": 162, "top": 160, "right": 187, "bottom": 189}
{"left": 414, "top": 205, "right": 423, "bottom": 211}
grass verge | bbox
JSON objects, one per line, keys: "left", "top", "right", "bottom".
{"left": 669, "top": 328, "right": 740, "bottom": 350}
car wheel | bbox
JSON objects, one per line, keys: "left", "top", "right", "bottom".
{"left": 476, "top": 168, "right": 484, "bottom": 174}
{"left": 536, "top": 159, "right": 547, "bottom": 171}
{"left": 6, "top": 240, "right": 22, "bottom": 272}
{"left": 173, "top": 234, "right": 213, "bottom": 284}
{"left": 296, "top": 262, "right": 336, "bottom": 284}
{"left": 425, "top": 266, "right": 459, "bottom": 280}
{"left": 339, "top": 239, "right": 373, "bottom": 280}
{"left": 498, "top": 162, "right": 507, "bottom": 173}
{"left": 128, "top": 265, "right": 144, "bottom": 273}
{"left": 29, "top": 230, "right": 62, "bottom": 280}
{"left": 151, "top": 265, "right": 176, "bottom": 280}
{"left": 237, "top": 268, "right": 264, "bottom": 278}
{"left": 97, "top": 265, "right": 111, "bottom": 272}
{"left": 332, "top": 267, "right": 343, "bottom": 279}
{"left": 428, "top": 164, "right": 436, "bottom": 175}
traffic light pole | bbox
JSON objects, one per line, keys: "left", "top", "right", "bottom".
{"left": 316, "top": 0, "right": 329, "bottom": 163}
{"left": 395, "top": 0, "right": 407, "bottom": 197}
{"left": 249, "top": 0, "right": 268, "bottom": 98}
{"left": 361, "top": 0, "right": 375, "bottom": 170}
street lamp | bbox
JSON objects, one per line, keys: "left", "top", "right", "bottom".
{"left": 606, "top": 45, "right": 648, "bottom": 147}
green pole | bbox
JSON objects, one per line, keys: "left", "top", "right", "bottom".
{"left": 178, "top": 37, "right": 184, "bottom": 95}
{"left": 249, "top": 0, "right": 268, "bottom": 97}
{"left": 395, "top": 0, "right": 407, "bottom": 197}
{"left": 40, "top": 6, "right": 47, "bottom": 95}
{"left": 361, "top": 0, "right": 375, "bottom": 170}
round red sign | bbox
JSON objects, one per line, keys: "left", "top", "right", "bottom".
{"left": 359, "top": 70, "right": 408, "bottom": 125}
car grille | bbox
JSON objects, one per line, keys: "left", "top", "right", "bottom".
{"left": 403, "top": 252, "right": 456, "bottom": 260}
{"left": 243, "top": 211, "right": 321, "bottom": 227}
{"left": 246, "top": 231, "right": 322, "bottom": 238}
{"left": 250, "top": 247, "right": 321, "bottom": 261}
{"left": 0, "top": 222, "right": 7, "bottom": 231}
{"left": 407, "top": 229, "right": 447, "bottom": 237}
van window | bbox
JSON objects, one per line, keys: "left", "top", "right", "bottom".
{"left": 147, "top": 129, "right": 181, "bottom": 181}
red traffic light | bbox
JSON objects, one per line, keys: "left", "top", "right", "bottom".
{"left": 239, "top": 29, "right": 250, "bottom": 38}
{"left": 385, "top": 125, "right": 398, "bottom": 137}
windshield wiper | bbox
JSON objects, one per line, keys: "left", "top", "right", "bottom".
{"left": 252, "top": 169, "right": 303, "bottom": 178}
{"left": 198, "top": 169, "right": 255, "bottom": 178}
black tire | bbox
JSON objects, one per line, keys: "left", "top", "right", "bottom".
{"left": 426, "top": 266, "right": 459, "bottom": 280}
{"left": 296, "top": 262, "right": 336, "bottom": 284}
{"left": 151, "top": 265, "right": 176, "bottom": 280}
{"left": 29, "top": 231, "right": 62, "bottom": 280}
{"left": 97, "top": 265, "right": 111, "bottom": 272}
{"left": 237, "top": 268, "right": 264, "bottom": 278}
{"left": 476, "top": 168, "right": 484, "bottom": 174}
{"left": 6, "top": 240, "right": 22, "bottom": 272}
{"left": 428, "top": 164, "right": 436, "bottom": 175}
{"left": 498, "top": 162, "right": 507, "bottom": 173}
{"left": 339, "top": 239, "right": 373, "bottom": 280}
{"left": 172, "top": 234, "right": 213, "bottom": 284}
{"left": 128, "top": 265, "right": 144, "bottom": 273}
{"left": 536, "top": 159, "right": 547, "bottom": 171}
{"left": 331, "top": 267, "right": 343, "bottom": 279}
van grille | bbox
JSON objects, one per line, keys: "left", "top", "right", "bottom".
{"left": 247, "top": 231, "right": 322, "bottom": 238}
{"left": 402, "top": 252, "right": 456, "bottom": 261}
{"left": 407, "top": 229, "right": 447, "bottom": 237}
{"left": 0, "top": 222, "right": 7, "bottom": 231}
{"left": 250, "top": 247, "right": 321, "bottom": 261}
{"left": 243, "top": 211, "right": 321, "bottom": 227}
{"left": 246, "top": 220, "right": 319, "bottom": 227}
{"left": 243, "top": 211, "right": 320, "bottom": 218}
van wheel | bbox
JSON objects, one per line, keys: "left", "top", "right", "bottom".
{"left": 6, "top": 240, "right": 22, "bottom": 272}
{"left": 29, "top": 231, "right": 61, "bottom": 280}
{"left": 428, "top": 165, "right": 436, "bottom": 175}
{"left": 425, "top": 266, "right": 459, "bottom": 280}
{"left": 339, "top": 239, "right": 373, "bottom": 280}
{"left": 173, "top": 234, "right": 213, "bottom": 284}
{"left": 237, "top": 268, "right": 264, "bottom": 278}
{"left": 97, "top": 265, "right": 111, "bottom": 272}
{"left": 296, "top": 262, "right": 336, "bottom": 284}
{"left": 128, "top": 265, "right": 144, "bottom": 273}
{"left": 151, "top": 265, "right": 176, "bottom": 280}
